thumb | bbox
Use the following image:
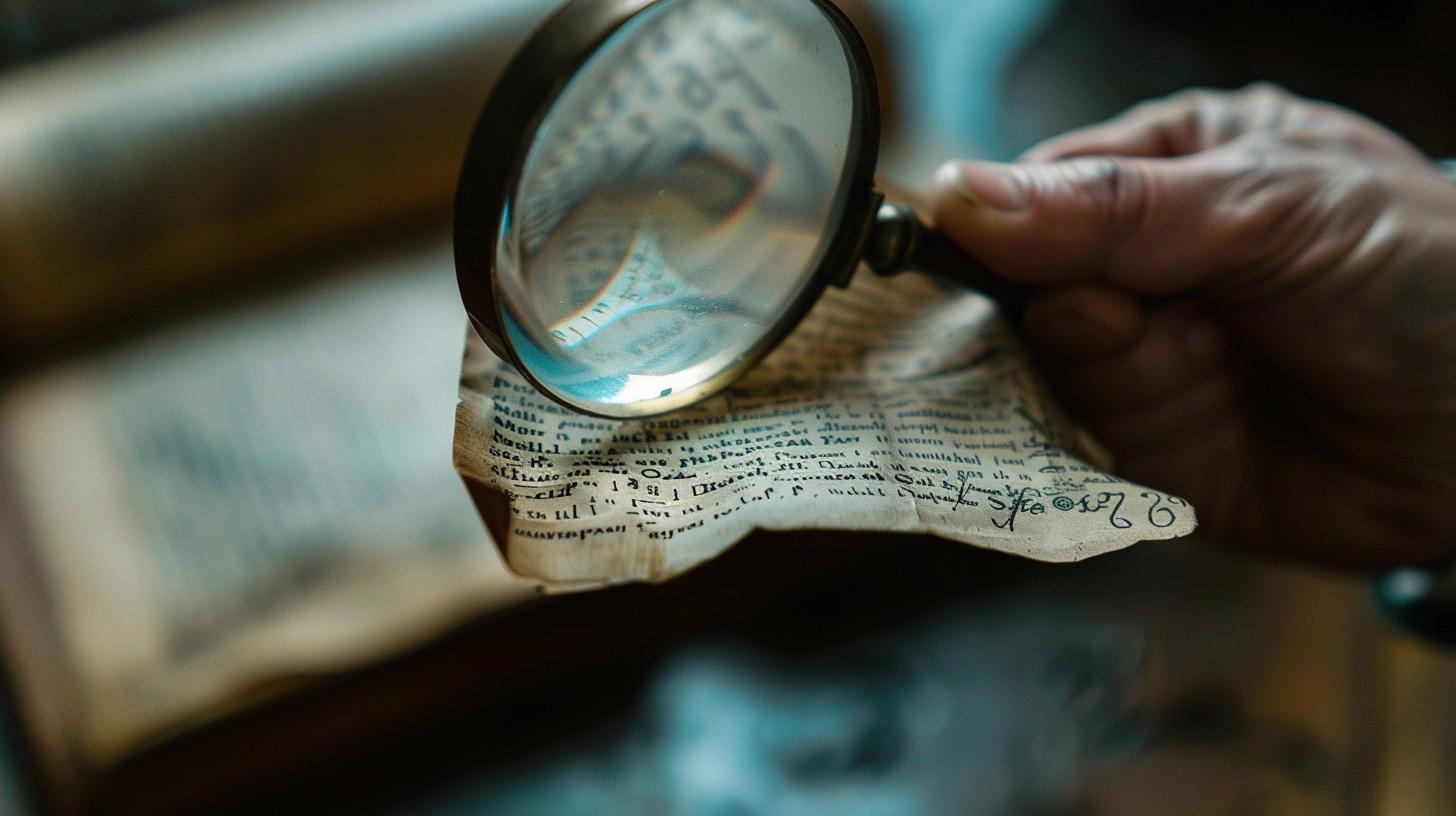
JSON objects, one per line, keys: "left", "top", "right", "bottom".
{"left": 929, "top": 155, "right": 1271, "bottom": 297}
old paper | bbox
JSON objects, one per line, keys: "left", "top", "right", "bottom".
{"left": 0, "top": 235, "right": 531, "bottom": 767}
{"left": 455, "top": 271, "right": 1197, "bottom": 588}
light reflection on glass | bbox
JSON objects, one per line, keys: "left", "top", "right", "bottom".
{"left": 496, "top": 0, "right": 855, "bottom": 413}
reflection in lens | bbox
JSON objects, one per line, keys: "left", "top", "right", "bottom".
{"left": 497, "top": 0, "right": 855, "bottom": 414}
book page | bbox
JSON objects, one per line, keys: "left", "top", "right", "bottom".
{"left": 0, "top": 234, "right": 532, "bottom": 767}
{"left": 455, "top": 271, "right": 1197, "bottom": 589}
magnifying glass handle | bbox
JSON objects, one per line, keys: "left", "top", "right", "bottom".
{"left": 864, "top": 202, "right": 1029, "bottom": 315}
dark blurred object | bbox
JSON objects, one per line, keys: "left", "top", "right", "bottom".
{"left": 235, "top": 536, "right": 1395, "bottom": 816}
{"left": 0, "top": 0, "right": 549, "bottom": 363}
{"left": 0, "top": 0, "right": 228, "bottom": 67}
{"left": 1375, "top": 567, "right": 1456, "bottom": 649}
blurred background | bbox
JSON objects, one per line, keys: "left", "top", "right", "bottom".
{"left": 1, "top": 0, "right": 1454, "bottom": 814}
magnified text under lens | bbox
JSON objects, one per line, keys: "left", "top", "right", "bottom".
{"left": 493, "top": 0, "right": 856, "bottom": 413}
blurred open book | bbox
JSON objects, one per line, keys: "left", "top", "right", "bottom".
{"left": 0, "top": 0, "right": 555, "bottom": 811}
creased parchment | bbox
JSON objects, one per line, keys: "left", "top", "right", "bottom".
{"left": 455, "top": 272, "right": 1196, "bottom": 589}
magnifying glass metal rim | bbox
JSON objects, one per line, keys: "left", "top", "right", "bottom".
{"left": 453, "top": 0, "right": 884, "bottom": 420}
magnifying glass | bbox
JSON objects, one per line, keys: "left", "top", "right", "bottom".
{"left": 455, "top": 0, "right": 1021, "bottom": 419}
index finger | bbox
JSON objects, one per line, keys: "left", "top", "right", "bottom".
{"left": 1019, "top": 84, "right": 1293, "bottom": 163}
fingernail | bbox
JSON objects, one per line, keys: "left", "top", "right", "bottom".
{"left": 948, "top": 160, "right": 1027, "bottom": 212}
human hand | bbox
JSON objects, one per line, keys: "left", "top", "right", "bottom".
{"left": 929, "top": 84, "right": 1456, "bottom": 569}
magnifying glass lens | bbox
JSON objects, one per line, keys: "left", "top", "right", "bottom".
{"left": 495, "top": 0, "right": 856, "bottom": 416}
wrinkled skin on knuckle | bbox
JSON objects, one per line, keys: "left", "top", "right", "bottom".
{"left": 1267, "top": 99, "right": 1433, "bottom": 167}
{"left": 1234, "top": 80, "right": 1297, "bottom": 109}
{"left": 1281, "top": 157, "right": 1396, "bottom": 278}
{"left": 1175, "top": 87, "right": 1248, "bottom": 147}
{"left": 1166, "top": 85, "right": 1224, "bottom": 112}
{"left": 1277, "top": 122, "right": 1363, "bottom": 156}
{"left": 1120, "top": 94, "right": 1203, "bottom": 154}
{"left": 1329, "top": 161, "right": 1397, "bottom": 213}
{"left": 1204, "top": 146, "right": 1385, "bottom": 286}
{"left": 1278, "top": 111, "right": 1413, "bottom": 163}
{"left": 1059, "top": 157, "right": 1150, "bottom": 241}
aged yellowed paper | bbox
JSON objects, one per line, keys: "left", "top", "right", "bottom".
{"left": 456, "top": 271, "right": 1196, "bottom": 588}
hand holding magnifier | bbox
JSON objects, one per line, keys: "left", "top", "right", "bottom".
{"left": 455, "top": 0, "right": 1019, "bottom": 419}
